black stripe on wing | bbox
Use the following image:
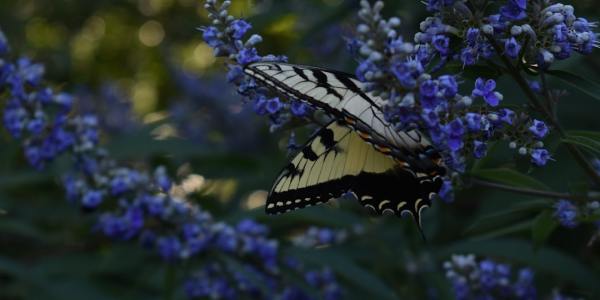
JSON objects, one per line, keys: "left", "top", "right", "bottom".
{"left": 266, "top": 121, "right": 444, "bottom": 232}
{"left": 244, "top": 62, "right": 446, "bottom": 177}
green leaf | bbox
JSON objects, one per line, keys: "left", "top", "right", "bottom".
{"left": 562, "top": 131, "right": 600, "bottom": 154}
{"left": 286, "top": 247, "right": 399, "bottom": 300}
{"left": 470, "top": 168, "right": 551, "bottom": 190}
{"left": 531, "top": 210, "right": 558, "bottom": 250}
{"left": 465, "top": 200, "right": 545, "bottom": 235}
{"left": 0, "top": 171, "right": 52, "bottom": 189}
{"left": 468, "top": 221, "right": 533, "bottom": 241}
{"left": 546, "top": 69, "right": 600, "bottom": 101}
{"left": 436, "top": 239, "right": 600, "bottom": 295}
{"left": 236, "top": 205, "right": 365, "bottom": 228}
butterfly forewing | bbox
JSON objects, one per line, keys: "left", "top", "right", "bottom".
{"left": 244, "top": 62, "right": 444, "bottom": 172}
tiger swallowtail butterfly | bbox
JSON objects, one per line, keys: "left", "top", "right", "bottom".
{"left": 244, "top": 62, "right": 446, "bottom": 235}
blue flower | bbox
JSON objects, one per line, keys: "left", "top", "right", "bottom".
{"left": 452, "top": 280, "right": 470, "bottom": 300}
{"left": 110, "top": 170, "right": 139, "bottom": 195}
{"left": 215, "top": 224, "right": 238, "bottom": 252}
{"left": 356, "top": 60, "right": 378, "bottom": 82}
{"left": 157, "top": 235, "right": 182, "bottom": 261}
{"left": 82, "top": 190, "right": 103, "bottom": 209}
{"left": 3, "top": 105, "right": 27, "bottom": 138}
{"left": 438, "top": 75, "right": 458, "bottom": 98}
{"left": 472, "top": 78, "right": 501, "bottom": 107}
{"left": 154, "top": 166, "right": 172, "bottom": 192}
{"left": 473, "top": 140, "right": 487, "bottom": 159}
{"left": 528, "top": 119, "right": 549, "bottom": 139}
{"left": 230, "top": 20, "right": 252, "bottom": 40}
{"left": 421, "top": 79, "right": 439, "bottom": 97}
{"left": 514, "top": 268, "right": 537, "bottom": 299}
{"left": 390, "top": 60, "right": 423, "bottom": 88}
{"left": 531, "top": 148, "right": 550, "bottom": 166}
{"left": 202, "top": 26, "right": 222, "bottom": 48}
{"left": 27, "top": 111, "right": 46, "bottom": 135}
{"left": 500, "top": 0, "right": 527, "bottom": 21}
{"left": 479, "top": 260, "right": 498, "bottom": 290}
{"left": 54, "top": 92, "right": 73, "bottom": 108}
{"left": 553, "top": 199, "right": 578, "bottom": 228}
{"left": 15, "top": 57, "right": 45, "bottom": 87}
{"left": 421, "top": 109, "right": 440, "bottom": 127}
{"left": 0, "top": 30, "right": 8, "bottom": 55}
{"left": 464, "top": 113, "right": 483, "bottom": 131}
{"left": 438, "top": 179, "right": 454, "bottom": 203}
{"left": 236, "top": 219, "right": 268, "bottom": 236}
{"left": 505, "top": 37, "right": 521, "bottom": 58}
{"left": 529, "top": 81, "right": 542, "bottom": 94}
{"left": 426, "top": 0, "right": 456, "bottom": 12}
{"left": 444, "top": 118, "right": 465, "bottom": 151}
{"left": 290, "top": 100, "right": 308, "bottom": 116}
{"left": 266, "top": 97, "right": 282, "bottom": 114}
{"left": 226, "top": 65, "right": 245, "bottom": 83}
{"left": 420, "top": 80, "right": 441, "bottom": 109}
{"left": 499, "top": 108, "right": 515, "bottom": 125}
{"left": 432, "top": 34, "right": 450, "bottom": 55}
{"left": 253, "top": 95, "right": 268, "bottom": 115}
{"left": 237, "top": 48, "right": 260, "bottom": 65}
{"left": 460, "top": 48, "right": 477, "bottom": 66}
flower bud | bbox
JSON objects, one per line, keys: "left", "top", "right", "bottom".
{"left": 510, "top": 25, "right": 523, "bottom": 36}
{"left": 357, "top": 24, "right": 370, "bottom": 34}
{"left": 518, "top": 147, "right": 528, "bottom": 155}
{"left": 481, "top": 24, "right": 494, "bottom": 35}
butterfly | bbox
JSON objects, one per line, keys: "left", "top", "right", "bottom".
{"left": 244, "top": 62, "right": 446, "bottom": 234}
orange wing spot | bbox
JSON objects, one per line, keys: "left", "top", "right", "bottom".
{"left": 394, "top": 158, "right": 408, "bottom": 166}
{"left": 344, "top": 117, "right": 356, "bottom": 125}
{"left": 358, "top": 131, "right": 371, "bottom": 140}
{"left": 374, "top": 144, "right": 392, "bottom": 154}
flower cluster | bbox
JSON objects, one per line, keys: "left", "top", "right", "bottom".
{"left": 351, "top": 0, "right": 553, "bottom": 176}
{"left": 423, "top": 1, "right": 598, "bottom": 68}
{"left": 190, "top": 261, "right": 342, "bottom": 300}
{"left": 201, "top": 0, "right": 311, "bottom": 131}
{"left": 0, "top": 29, "right": 342, "bottom": 299}
{"left": 444, "top": 254, "right": 537, "bottom": 299}
{"left": 0, "top": 55, "right": 99, "bottom": 170}
{"left": 444, "top": 254, "right": 582, "bottom": 299}
{"left": 168, "top": 68, "right": 264, "bottom": 150}
{"left": 76, "top": 83, "right": 138, "bottom": 134}
{"left": 291, "top": 225, "right": 365, "bottom": 248}
{"left": 552, "top": 198, "right": 600, "bottom": 229}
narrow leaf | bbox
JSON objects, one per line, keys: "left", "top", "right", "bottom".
{"left": 562, "top": 131, "right": 600, "bottom": 154}
{"left": 436, "top": 239, "right": 600, "bottom": 295}
{"left": 546, "top": 69, "right": 600, "bottom": 101}
{"left": 531, "top": 210, "right": 558, "bottom": 250}
{"left": 470, "top": 168, "right": 551, "bottom": 190}
{"left": 286, "top": 247, "right": 399, "bottom": 300}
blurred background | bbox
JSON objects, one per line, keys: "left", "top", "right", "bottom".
{"left": 1, "top": 0, "right": 600, "bottom": 299}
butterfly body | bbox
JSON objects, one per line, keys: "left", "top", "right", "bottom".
{"left": 244, "top": 62, "right": 446, "bottom": 230}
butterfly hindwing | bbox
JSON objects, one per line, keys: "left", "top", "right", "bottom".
{"left": 267, "top": 121, "right": 443, "bottom": 227}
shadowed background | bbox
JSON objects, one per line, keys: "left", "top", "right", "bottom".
{"left": 1, "top": 0, "right": 600, "bottom": 299}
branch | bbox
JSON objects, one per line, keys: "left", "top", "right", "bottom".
{"left": 484, "top": 35, "right": 600, "bottom": 188}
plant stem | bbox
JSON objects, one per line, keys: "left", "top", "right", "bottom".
{"left": 469, "top": 177, "right": 599, "bottom": 201}
{"left": 163, "top": 264, "right": 176, "bottom": 300}
{"left": 485, "top": 35, "right": 600, "bottom": 187}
